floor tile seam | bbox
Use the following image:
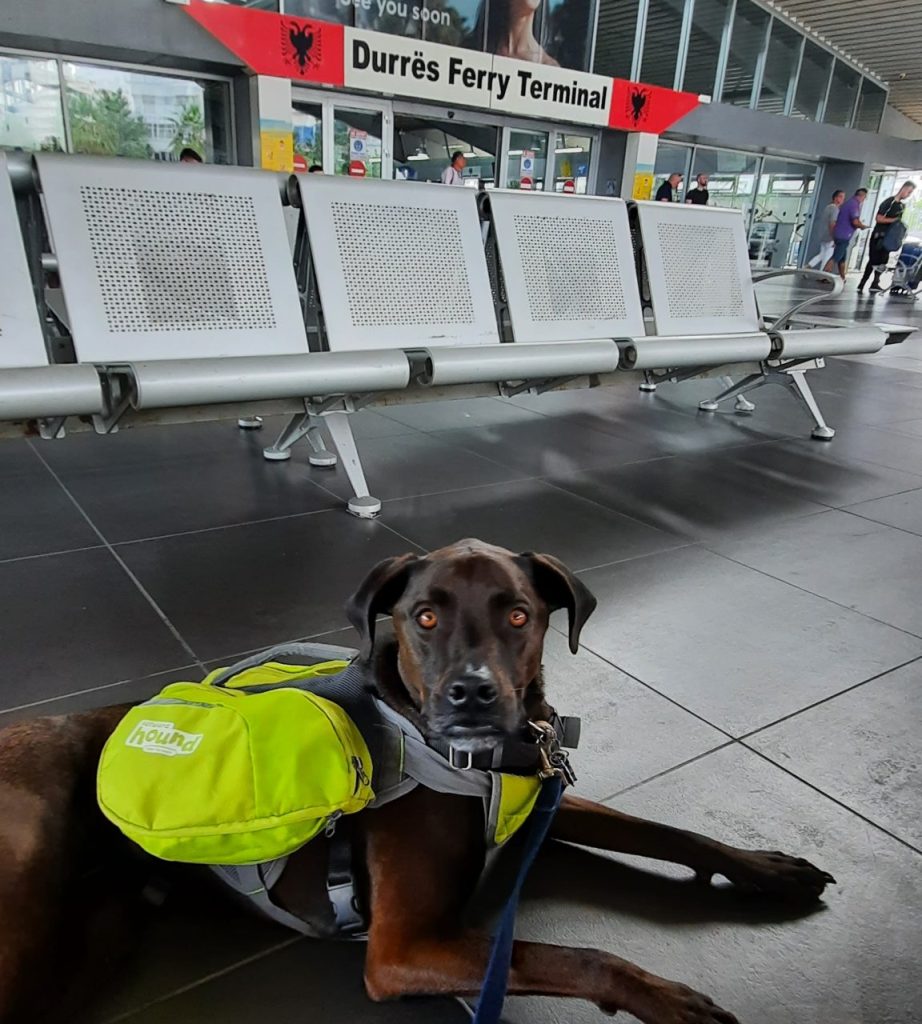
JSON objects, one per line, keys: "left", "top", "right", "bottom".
{"left": 379, "top": 475, "right": 543, "bottom": 506}
{"left": 732, "top": 654, "right": 922, "bottom": 742}
{"left": 0, "top": 662, "right": 200, "bottom": 717}
{"left": 106, "top": 503, "right": 345, "bottom": 548}
{"left": 738, "top": 740, "right": 922, "bottom": 858}
{"left": 0, "top": 542, "right": 108, "bottom": 567}
{"left": 819, "top": 479, "right": 922, "bottom": 511}
{"left": 568, "top": 541, "right": 705, "bottom": 581}
{"left": 699, "top": 545, "right": 922, "bottom": 643}
{"left": 599, "top": 739, "right": 740, "bottom": 803}
{"left": 553, "top": 629, "right": 738, "bottom": 741}
{"left": 26, "top": 440, "right": 206, "bottom": 672}
{"left": 836, "top": 503, "right": 922, "bottom": 539}
{"left": 535, "top": 475, "right": 693, "bottom": 541}
{"left": 97, "top": 937, "right": 304, "bottom": 1024}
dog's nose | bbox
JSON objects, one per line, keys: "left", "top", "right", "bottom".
{"left": 447, "top": 676, "right": 498, "bottom": 709}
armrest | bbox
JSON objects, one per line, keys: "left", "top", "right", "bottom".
{"left": 752, "top": 269, "right": 843, "bottom": 330}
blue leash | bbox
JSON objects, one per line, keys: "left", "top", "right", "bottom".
{"left": 472, "top": 776, "right": 564, "bottom": 1024}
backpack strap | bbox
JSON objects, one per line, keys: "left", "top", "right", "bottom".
{"left": 207, "top": 641, "right": 359, "bottom": 687}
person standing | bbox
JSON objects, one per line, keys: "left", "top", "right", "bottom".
{"left": 807, "top": 190, "right": 844, "bottom": 269}
{"left": 685, "top": 173, "right": 710, "bottom": 205}
{"left": 441, "top": 151, "right": 466, "bottom": 185}
{"left": 655, "top": 173, "right": 682, "bottom": 202}
{"left": 824, "top": 187, "right": 869, "bottom": 281}
{"left": 857, "top": 180, "right": 916, "bottom": 292}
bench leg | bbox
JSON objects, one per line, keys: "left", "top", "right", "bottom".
{"left": 324, "top": 411, "right": 382, "bottom": 518}
{"left": 263, "top": 413, "right": 338, "bottom": 466}
{"left": 638, "top": 371, "right": 657, "bottom": 393}
{"left": 700, "top": 375, "right": 757, "bottom": 413}
{"left": 787, "top": 370, "right": 835, "bottom": 440}
{"left": 237, "top": 416, "right": 263, "bottom": 430}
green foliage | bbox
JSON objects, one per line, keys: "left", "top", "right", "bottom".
{"left": 169, "top": 100, "right": 205, "bottom": 158}
{"left": 68, "top": 88, "right": 151, "bottom": 158}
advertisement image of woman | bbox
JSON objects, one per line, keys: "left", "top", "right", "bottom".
{"left": 489, "top": 0, "right": 559, "bottom": 66}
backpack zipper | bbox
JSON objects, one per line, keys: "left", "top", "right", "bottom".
{"left": 324, "top": 810, "right": 343, "bottom": 838}
{"left": 352, "top": 755, "right": 371, "bottom": 792}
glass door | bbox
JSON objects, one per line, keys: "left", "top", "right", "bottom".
{"left": 503, "top": 128, "right": 550, "bottom": 190}
{"left": 552, "top": 132, "right": 594, "bottom": 193}
{"left": 752, "top": 157, "right": 818, "bottom": 268}
{"left": 392, "top": 114, "right": 499, "bottom": 187}
{"left": 292, "top": 90, "right": 392, "bottom": 178}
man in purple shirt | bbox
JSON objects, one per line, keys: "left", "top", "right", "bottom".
{"left": 824, "top": 188, "right": 869, "bottom": 281}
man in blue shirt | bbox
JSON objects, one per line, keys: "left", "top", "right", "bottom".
{"left": 824, "top": 188, "right": 869, "bottom": 281}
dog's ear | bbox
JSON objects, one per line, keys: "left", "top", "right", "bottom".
{"left": 346, "top": 553, "right": 420, "bottom": 656}
{"left": 517, "top": 552, "right": 597, "bottom": 654}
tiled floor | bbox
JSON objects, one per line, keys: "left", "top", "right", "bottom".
{"left": 2, "top": 281, "right": 921, "bottom": 1023}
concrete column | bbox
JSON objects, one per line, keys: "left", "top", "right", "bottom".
{"left": 621, "top": 132, "right": 658, "bottom": 200}
{"left": 255, "top": 76, "right": 293, "bottom": 172}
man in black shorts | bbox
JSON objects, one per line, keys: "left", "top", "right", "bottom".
{"left": 857, "top": 181, "right": 916, "bottom": 293}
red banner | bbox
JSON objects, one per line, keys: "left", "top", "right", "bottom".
{"left": 608, "top": 79, "right": 701, "bottom": 134}
{"left": 186, "top": 2, "right": 344, "bottom": 86}
{"left": 186, "top": 1, "right": 698, "bottom": 135}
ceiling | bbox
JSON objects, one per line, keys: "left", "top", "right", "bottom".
{"left": 775, "top": 0, "right": 922, "bottom": 125}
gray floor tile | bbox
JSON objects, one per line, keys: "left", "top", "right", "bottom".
{"left": 0, "top": 439, "right": 100, "bottom": 560}
{"left": 0, "top": 664, "right": 194, "bottom": 727}
{"left": 549, "top": 451, "right": 828, "bottom": 542}
{"left": 845, "top": 487, "right": 922, "bottom": 536}
{"left": 302, "top": 431, "right": 528, "bottom": 502}
{"left": 110, "top": 939, "right": 467, "bottom": 1023}
{"left": 749, "top": 660, "right": 922, "bottom": 848}
{"left": 793, "top": 424, "right": 922, "bottom": 478}
{"left": 382, "top": 478, "right": 686, "bottom": 572}
{"left": 575, "top": 546, "right": 922, "bottom": 735}
{"left": 0, "top": 548, "right": 191, "bottom": 709}
{"left": 542, "top": 629, "right": 726, "bottom": 801}
{"left": 717, "top": 438, "right": 922, "bottom": 507}
{"left": 711, "top": 509, "right": 922, "bottom": 637}
{"left": 507, "top": 745, "right": 922, "bottom": 1024}
{"left": 375, "top": 396, "right": 546, "bottom": 432}
{"left": 888, "top": 417, "right": 922, "bottom": 439}
{"left": 116, "top": 513, "right": 415, "bottom": 661}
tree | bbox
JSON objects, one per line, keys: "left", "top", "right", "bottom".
{"left": 68, "top": 88, "right": 151, "bottom": 158}
{"left": 169, "top": 100, "right": 205, "bottom": 158}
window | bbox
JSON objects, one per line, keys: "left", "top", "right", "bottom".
{"left": 393, "top": 115, "right": 498, "bottom": 186}
{"left": 682, "top": 0, "right": 730, "bottom": 97}
{"left": 654, "top": 141, "right": 691, "bottom": 201}
{"left": 553, "top": 133, "right": 593, "bottom": 193}
{"left": 293, "top": 102, "right": 322, "bottom": 170}
{"left": 790, "top": 41, "right": 832, "bottom": 121}
{"left": 506, "top": 130, "right": 549, "bottom": 190}
{"left": 751, "top": 156, "right": 818, "bottom": 267}
{"left": 757, "top": 20, "right": 801, "bottom": 116}
{"left": 854, "top": 78, "right": 887, "bottom": 133}
{"left": 593, "top": 0, "right": 640, "bottom": 78}
{"left": 334, "top": 108, "right": 384, "bottom": 178}
{"left": 720, "top": 0, "right": 770, "bottom": 107}
{"left": 62, "top": 63, "right": 230, "bottom": 163}
{"left": 692, "top": 147, "right": 759, "bottom": 221}
{"left": 639, "top": 0, "right": 686, "bottom": 89}
{"left": 823, "top": 60, "right": 860, "bottom": 128}
{"left": 0, "top": 54, "right": 65, "bottom": 153}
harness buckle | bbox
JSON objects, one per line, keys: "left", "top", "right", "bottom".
{"left": 448, "top": 746, "right": 474, "bottom": 771}
{"left": 528, "top": 720, "right": 577, "bottom": 786}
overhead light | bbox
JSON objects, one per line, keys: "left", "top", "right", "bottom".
{"left": 555, "top": 146, "right": 584, "bottom": 154}
{"left": 407, "top": 153, "right": 429, "bottom": 160}
{"left": 508, "top": 149, "right": 523, "bottom": 156}
{"left": 462, "top": 151, "right": 478, "bottom": 158}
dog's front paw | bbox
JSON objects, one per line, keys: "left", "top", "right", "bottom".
{"left": 605, "top": 978, "right": 740, "bottom": 1024}
{"left": 705, "top": 849, "right": 835, "bottom": 901}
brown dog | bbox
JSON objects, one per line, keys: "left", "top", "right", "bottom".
{"left": 0, "top": 539, "right": 833, "bottom": 1023}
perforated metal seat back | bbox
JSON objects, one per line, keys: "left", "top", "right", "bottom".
{"left": 36, "top": 156, "right": 307, "bottom": 363}
{"left": 297, "top": 176, "right": 499, "bottom": 351}
{"left": 0, "top": 153, "right": 48, "bottom": 368}
{"left": 633, "top": 201, "right": 761, "bottom": 336}
{"left": 489, "top": 191, "right": 645, "bottom": 343}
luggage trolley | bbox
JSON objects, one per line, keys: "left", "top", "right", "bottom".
{"left": 887, "top": 239, "right": 922, "bottom": 299}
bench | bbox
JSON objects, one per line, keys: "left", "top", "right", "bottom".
{"left": 0, "top": 152, "right": 105, "bottom": 433}
{"left": 1, "top": 154, "right": 913, "bottom": 517}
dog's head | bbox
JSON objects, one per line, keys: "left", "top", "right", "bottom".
{"left": 346, "top": 539, "right": 596, "bottom": 752}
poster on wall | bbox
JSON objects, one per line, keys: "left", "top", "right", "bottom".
{"left": 284, "top": 0, "right": 597, "bottom": 71}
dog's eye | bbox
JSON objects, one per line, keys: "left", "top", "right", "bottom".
{"left": 509, "top": 609, "right": 529, "bottom": 628}
{"left": 416, "top": 609, "right": 438, "bottom": 630}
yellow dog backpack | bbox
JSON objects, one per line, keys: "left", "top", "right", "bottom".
{"left": 97, "top": 642, "right": 579, "bottom": 934}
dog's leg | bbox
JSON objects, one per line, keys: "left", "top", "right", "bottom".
{"left": 362, "top": 789, "right": 739, "bottom": 1023}
{"left": 550, "top": 794, "right": 834, "bottom": 900}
